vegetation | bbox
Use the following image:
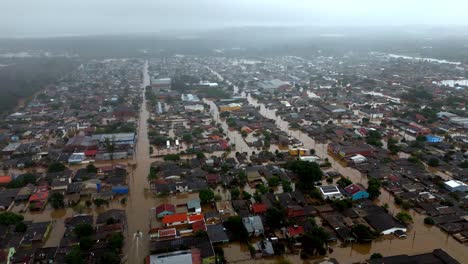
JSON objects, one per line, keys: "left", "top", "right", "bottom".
{"left": 285, "top": 160, "right": 323, "bottom": 190}
{"left": 396, "top": 212, "right": 413, "bottom": 224}
{"left": 163, "top": 154, "right": 180, "bottom": 161}
{"left": 352, "top": 224, "right": 375, "bottom": 241}
{"left": 6, "top": 173, "right": 36, "bottom": 188}
{"left": 14, "top": 222, "right": 28, "bottom": 232}
{"left": 370, "top": 253, "right": 383, "bottom": 259}
{"left": 300, "top": 226, "right": 329, "bottom": 257}
{"left": 199, "top": 189, "right": 215, "bottom": 203}
{"left": 223, "top": 216, "right": 248, "bottom": 242}
{"left": 424, "top": 217, "right": 435, "bottom": 225}
{"left": 265, "top": 207, "right": 286, "bottom": 229}
{"left": 230, "top": 188, "right": 240, "bottom": 200}
{"left": 387, "top": 137, "right": 401, "bottom": 154}
{"left": 0, "top": 212, "right": 24, "bottom": 225}
{"left": 49, "top": 193, "right": 65, "bottom": 209}
{"left": 428, "top": 158, "right": 440, "bottom": 167}
{"left": 336, "top": 177, "right": 352, "bottom": 188}
{"left": 74, "top": 223, "right": 94, "bottom": 238}
{"left": 65, "top": 246, "right": 84, "bottom": 264}
{"left": 367, "top": 178, "right": 382, "bottom": 200}
{"left": 367, "top": 130, "right": 383, "bottom": 147}
{"left": 86, "top": 164, "right": 98, "bottom": 173}
{"left": 47, "top": 162, "right": 66, "bottom": 173}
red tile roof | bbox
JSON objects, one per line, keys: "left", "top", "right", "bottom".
{"left": 0, "top": 176, "right": 12, "bottom": 184}
{"left": 287, "top": 226, "right": 305, "bottom": 237}
{"left": 162, "top": 213, "right": 187, "bottom": 224}
{"left": 158, "top": 228, "right": 177, "bottom": 238}
{"left": 192, "top": 220, "right": 207, "bottom": 232}
{"left": 155, "top": 204, "right": 175, "bottom": 215}
{"left": 344, "top": 184, "right": 365, "bottom": 195}
{"left": 188, "top": 214, "right": 204, "bottom": 223}
{"left": 251, "top": 203, "right": 268, "bottom": 214}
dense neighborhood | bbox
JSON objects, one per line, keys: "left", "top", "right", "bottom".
{"left": 0, "top": 52, "right": 466, "bottom": 264}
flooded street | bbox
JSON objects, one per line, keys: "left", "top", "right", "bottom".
{"left": 208, "top": 72, "right": 468, "bottom": 263}
{"left": 123, "top": 60, "right": 154, "bottom": 263}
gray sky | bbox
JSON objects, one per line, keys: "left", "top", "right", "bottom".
{"left": 2, "top": 0, "right": 468, "bottom": 37}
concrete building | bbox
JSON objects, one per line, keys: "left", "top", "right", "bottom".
{"left": 319, "top": 185, "right": 344, "bottom": 200}
{"left": 444, "top": 180, "right": 468, "bottom": 192}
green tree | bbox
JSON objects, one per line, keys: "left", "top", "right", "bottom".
{"left": 163, "top": 154, "right": 180, "bottom": 161}
{"left": 265, "top": 207, "right": 286, "bottom": 229}
{"left": 230, "top": 188, "right": 240, "bottom": 200}
{"left": 424, "top": 217, "right": 435, "bottom": 225}
{"left": 104, "top": 137, "right": 116, "bottom": 162}
{"left": 0, "top": 212, "right": 24, "bottom": 225}
{"left": 86, "top": 164, "right": 98, "bottom": 173}
{"left": 99, "top": 252, "right": 120, "bottom": 264}
{"left": 351, "top": 224, "right": 375, "bottom": 241}
{"left": 336, "top": 177, "right": 352, "bottom": 188}
{"left": 47, "top": 162, "right": 66, "bottom": 173}
{"left": 199, "top": 189, "right": 215, "bottom": 203}
{"left": 396, "top": 212, "right": 413, "bottom": 224}
{"left": 367, "top": 130, "right": 383, "bottom": 147}
{"left": 108, "top": 232, "right": 124, "bottom": 251}
{"left": 6, "top": 173, "right": 36, "bottom": 188}
{"left": 14, "top": 222, "right": 27, "bottom": 232}
{"left": 65, "top": 246, "right": 84, "bottom": 264}
{"left": 224, "top": 216, "right": 248, "bottom": 241}
{"left": 370, "top": 253, "right": 383, "bottom": 259}
{"left": 242, "top": 191, "right": 252, "bottom": 200}
{"left": 285, "top": 160, "right": 323, "bottom": 190}
{"left": 282, "top": 180, "right": 293, "bottom": 192}
{"left": 79, "top": 236, "right": 95, "bottom": 250}
{"left": 74, "top": 223, "right": 94, "bottom": 238}
{"left": 367, "top": 178, "right": 381, "bottom": 200}
{"left": 428, "top": 158, "right": 440, "bottom": 167}
{"left": 268, "top": 176, "right": 280, "bottom": 187}
{"left": 300, "top": 226, "right": 329, "bottom": 256}
{"left": 49, "top": 193, "right": 65, "bottom": 209}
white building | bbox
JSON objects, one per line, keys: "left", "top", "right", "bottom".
{"left": 319, "top": 185, "right": 344, "bottom": 200}
{"left": 444, "top": 180, "right": 468, "bottom": 192}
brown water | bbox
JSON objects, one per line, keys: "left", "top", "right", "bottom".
{"left": 123, "top": 60, "right": 154, "bottom": 263}
{"left": 208, "top": 71, "right": 468, "bottom": 263}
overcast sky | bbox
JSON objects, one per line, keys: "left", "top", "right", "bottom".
{"left": 2, "top": 0, "right": 468, "bottom": 37}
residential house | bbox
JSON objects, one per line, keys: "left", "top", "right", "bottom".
{"left": 243, "top": 216, "right": 264, "bottom": 237}
{"left": 156, "top": 204, "right": 176, "bottom": 219}
{"left": 343, "top": 184, "right": 370, "bottom": 201}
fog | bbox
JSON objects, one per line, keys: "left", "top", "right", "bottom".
{"left": 3, "top": 0, "right": 468, "bottom": 37}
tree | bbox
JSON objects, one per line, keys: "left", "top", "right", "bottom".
{"left": 14, "top": 222, "right": 27, "bottom": 232}
{"left": 396, "top": 212, "right": 413, "bottom": 224}
{"left": 428, "top": 158, "right": 440, "bottom": 167}
{"left": 79, "top": 236, "right": 95, "bottom": 250}
{"left": 199, "top": 189, "right": 215, "bottom": 203}
{"left": 367, "top": 130, "right": 383, "bottom": 147}
{"left": 47, "top": 162, "right": 66, "bottom": 173}
{"left": 387, "top": 137, "right": 401, "bottom": 154}
{"left": 0, "top": 212, "right": 23, "bottom": 225}
{"left": 65, "top": 246, "right": 84, "bottom": 264}
{"left": 416, "top": 135, "right": 427, "bottom": 142}
{"left": 163, "top": 154, "right": 180, "bottom": 161}
{"left": 268, "top": 176, "right": 280, "bottom": 187}
{"left": 336, "top": 177, "right": 352, "bottom": 188}
{"left": 74, "top": 223, "right": 94, "bottom": 238}
{"left": 265, "top": 207, "right": 286, "bottom": 229}
{"left": 333, "top": 199, "right": 353, "bottom": 211}
{"left": 367, "top": 178, "right": 381, "bottom": 200}
{"left": 352, "top": 224, "right": 375, "bottom": 242}
{"left": 370, "top": 253, "right": 383, "bottom": 259}
{"left": 301, "top": 227, "right": 329, "bottom": 256}
{"left": 242, "top": 191, "right": 252, "bottom": 200}
{"left": 6, "top": 173, "right": 36, "bottom": 188}
{"left": 49, "top": 193, "right": 65, "bottom": 209}
{"left": 108, "top": 232, "right": 124, "bottom": 251}
{"left": 99, "top": 252, "right": 120, "bottom": 264}
{"left": 93, "top": 198, "right": 108, "bottom": 207}
{"left": 86, "top": 164, "right": 98, "bottom": 173}
{"left": 424, "top": 217, "right": 435, "bottom": 225}
{"left": 282, "top": 180, "right": 292, "bottom": 193}
{"left": 230, "top": 188, "right": 240, "bottom": 200}
{"left": 223, "top": 216, "right": 248, "bottom": 241}
{"left": 285, "top": 160, "right": 323, "bottom": 190}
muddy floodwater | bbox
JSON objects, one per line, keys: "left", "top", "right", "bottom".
{"left": 206, "top": 69, "right": 468, "bottom": 263}
{"left": 123, "top": 60, "right": 154, "bottom": 263}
